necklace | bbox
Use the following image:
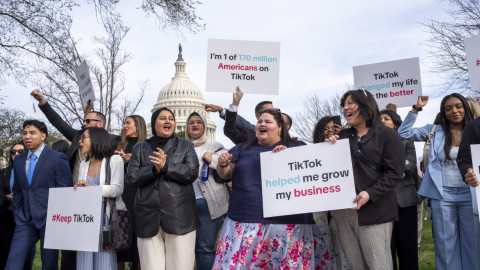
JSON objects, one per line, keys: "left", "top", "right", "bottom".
{"left": 451, "top": 129, "right": 462, "bottom": 142}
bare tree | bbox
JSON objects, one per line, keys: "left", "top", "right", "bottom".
{"left": 0, "top": 108, "right": 26, "bottom": 162}
{"left": 0, "top": 0, "right": 204, "bottom": 89}
{"left": 424, "top": 0, "right": 480, "bottom": 93}
{"left": 293, "top": 91, "right": 345, "bottom": 143}
{"left": 91, "top": 19, "right": 133, "bottom": 131}
{"left": 34, "top": 18, "right": 146, "bottom": 131}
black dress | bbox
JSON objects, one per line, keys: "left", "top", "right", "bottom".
{"left": 117, "top": 137, "right": 140, "bottom": 264}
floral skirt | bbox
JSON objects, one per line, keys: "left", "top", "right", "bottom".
{"left": 213, "top": 217, "right": 334, "bottom": 270}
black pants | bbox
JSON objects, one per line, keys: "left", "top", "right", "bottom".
{"left": 391, "top": 205, "right": 419, "bottom": 270}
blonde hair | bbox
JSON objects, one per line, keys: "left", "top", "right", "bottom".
{"left": 467, "top": 97, "right": 480, "bottom": 118}
{"left": 117, "top": 115, "right": 147, "bottom": 150}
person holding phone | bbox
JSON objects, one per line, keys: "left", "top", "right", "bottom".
{"left": 398, "top": 94, "right": 476, "bottom": 270}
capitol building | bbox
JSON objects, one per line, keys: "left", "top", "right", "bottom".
{"left": 152, "top": 45, "right": 216, "bottom": 140}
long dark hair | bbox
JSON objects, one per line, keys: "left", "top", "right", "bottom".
{"left": 434, "top": 93, "right": 473, "bottom": 162}
{"left": 246, "top": 109, "right": 292, "bottom": 150}
{"left": 379, "top": 109, "right": 402, "bottom": 131}
{"left": 84, "top": 127, "right": 114, "bottom": 161}
{"left": 312, "top": 116, "right": 335, "bottom": 143}
{"left": 340, "top": 89, "right": 380, "bottom": 127}
{"left": 8, "top": 141, "right": 25, "bottom": 168}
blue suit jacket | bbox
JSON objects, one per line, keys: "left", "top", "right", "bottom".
{"left": 398, "top": 112, "right": 446, "bottom": 200}
{"left": 12, "top": 146, "right": 72, "bottom": 229}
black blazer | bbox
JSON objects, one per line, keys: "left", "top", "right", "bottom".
{"left": 39, "top": 102, "right": 121, "bottom": 170}
{"left": 126, "top": 138, "right": 200, "bottom": 237}
{"left": 339, "top": 122, "right": 405, "bottom": 226}
{"left": 0, "top": 167, "right": 12, "bottom": 215}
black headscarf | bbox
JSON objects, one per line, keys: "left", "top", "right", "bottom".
{"left": 146, "top": 107, "right": 175, "bottom": 151}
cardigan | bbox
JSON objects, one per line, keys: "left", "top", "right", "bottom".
{"left": 78, "top": 155, "right": 127, "bottom": 217}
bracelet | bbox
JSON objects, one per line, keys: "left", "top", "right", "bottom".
{"left": 412, "top": 105, "right": 423, "bottom": 111}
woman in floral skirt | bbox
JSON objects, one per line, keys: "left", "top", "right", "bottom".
{"left": 214, "top": 108, "right": 333, "bottom": 269}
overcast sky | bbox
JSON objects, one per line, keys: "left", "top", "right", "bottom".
{"left": 2, "top": 0, "right": 456, "bottom": 149}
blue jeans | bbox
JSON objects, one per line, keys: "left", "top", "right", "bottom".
{"left": 195, "top": 198, "right": 224, "bottom": 270}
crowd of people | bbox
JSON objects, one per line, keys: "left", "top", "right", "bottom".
{"left": 0, "top": 87, "right": 479, "bottom": 270}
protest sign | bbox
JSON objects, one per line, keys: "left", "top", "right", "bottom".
{"left": 353, "top": 57, "right": 422, "bottom": 109}
{"left": 44, "top": 187, "right": 102, "bottom": 252}
{"left": 470, "top": 144, "right": 480, "bottom": 222}
{"left": 260, "top": 139, "right": 356, "bottom": 218}
{"left": 465, "top": 36, "right": 480, "bottom": 92}
{"left": 74, "top": 60, "right": 95, "bottom": 107}
{"left": 206, "top": 39, "right": 280, "bottom": 95}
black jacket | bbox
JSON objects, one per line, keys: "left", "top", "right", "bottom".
{"left": 0, "top": 167, "right": 12, "bottom": 215}
{"left": 126, "top": 137, "right": 200, "bottom": 237}
{"left": 39, "top": 102, "right": 120, "bottom": 170}
{"left": 339, "top": 122, "right": 405, "bottom": 226}
{"left": 224, "top": 110, "right": 256, "bottom": 145}
{"left": 458, "top": 116, "right": 480, "bottom": 178}
{"left": 395, "top": 141, "right": 421, "bottom": 208}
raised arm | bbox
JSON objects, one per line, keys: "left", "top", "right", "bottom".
{"left": 31, "top": 89, "right": 77, "bottom": 141}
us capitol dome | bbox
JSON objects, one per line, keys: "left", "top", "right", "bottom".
{"left": 151, "top": 44, "right": 216, "bottom": 140}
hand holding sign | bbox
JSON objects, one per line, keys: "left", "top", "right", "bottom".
{"left": 466, "top": 168, "right": 479, "bottom": 187}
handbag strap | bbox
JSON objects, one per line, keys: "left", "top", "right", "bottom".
{"left": 425, "top": 125, "right": 437, "bottom": 145}
{"left": 103, "top": 156, "right": 113, "bottom": 227}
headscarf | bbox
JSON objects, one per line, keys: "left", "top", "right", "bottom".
{"left": 185, "top": 112, "right": 208, "bottom": 147}
{"left": 146, "top": 107, "right": 175, "bottom": 150}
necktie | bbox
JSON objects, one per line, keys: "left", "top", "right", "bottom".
{"left": 28, "top": 153, "right": 37, "bottom": 185}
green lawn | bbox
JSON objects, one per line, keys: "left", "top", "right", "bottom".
{"left": 33, "top": 221, "right": 437, "bottom": 269}
{"left": 419, "top": 220, "right": 436, "bottom": 270}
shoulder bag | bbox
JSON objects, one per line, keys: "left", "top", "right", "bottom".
{"left": 421, "top": 125, "right": 436, "bottom": 174}
{"left": 102, "top": 156, "right": 132, "bottom": 251}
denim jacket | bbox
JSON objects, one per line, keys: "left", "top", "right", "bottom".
{"left": 398, "top": 112, "right": 445, "bottom": 200}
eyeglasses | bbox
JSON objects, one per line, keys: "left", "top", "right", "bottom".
{"left": 188, "top": 120, "right": 204, "bottom": 125}
{"left": 10, "top": 149, "right": 25, "bottom": 155}
{"left": 83, "top": 119, "right": 101, "bottom": 124}
{"left": 80, "top": 134, "right": 90, "bottom": 140}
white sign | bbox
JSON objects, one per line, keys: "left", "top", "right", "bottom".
{"left": 465, "top": 36, "right": 480, "bottom": 91}
{"left": 206, "top": 39, "right": 280, "bottom": 95}
{"left": 470, "top": 144, "right": 480, "bottom": 221}
{"left": 260, "top": 140, "right": 357, "bottom": 218}
{"left": 353, "top": 57, "right": 422, "bottom": 109}
{"left": 44, "top": 187, "right": 102, "bottom": 252}
{"left": 74, "top": 60, "right": 95, "bottom": 107}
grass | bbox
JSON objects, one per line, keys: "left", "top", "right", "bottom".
{"left": 32, "top": 221, "right": 437, "bottom": 269}
{"left": 418, "top": 220, "right": 436, "bottom": 270}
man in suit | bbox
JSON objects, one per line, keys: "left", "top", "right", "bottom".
{"left": 5, "top": 120, "right": 72, "bottom": 270}
{"left": 30, "top": 89, "right": 120, "bottom": 270}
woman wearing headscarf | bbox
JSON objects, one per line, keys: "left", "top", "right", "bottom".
{"left": 184, "top": 112, "right": 229, "bottom": 270}
{"left": 126, "top": 107, "right": 199, "bottom": 270}
{"left": 398, "top": 94, "right": 475, "bottom": 270}
{"left": 327, "top": 89, "right": 405, "bottom": 269}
